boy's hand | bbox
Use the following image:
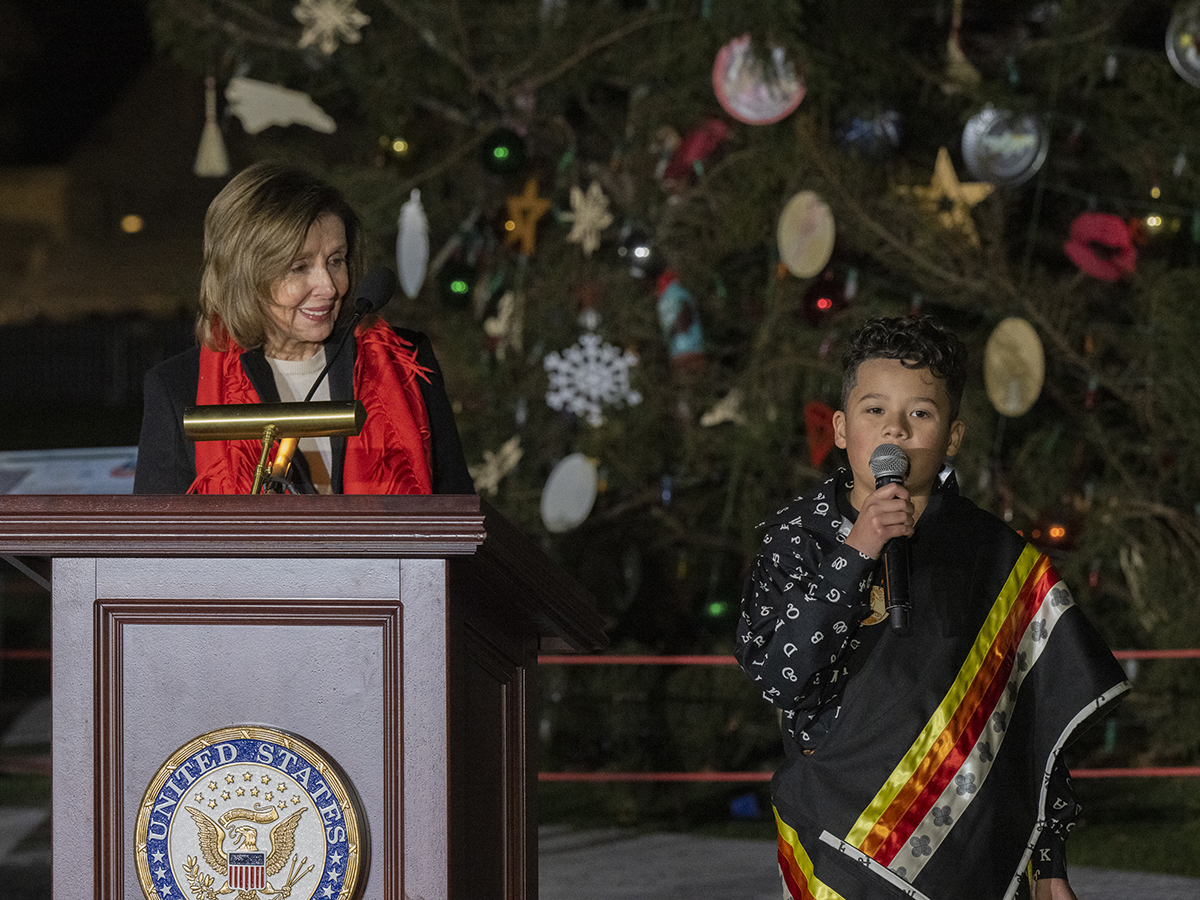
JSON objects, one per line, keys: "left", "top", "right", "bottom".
{"left": 1034, "top": 878, "right": 1079, "bottom": 900}
{"left": 844, "top": 482, "right": 914, "bottom": 560}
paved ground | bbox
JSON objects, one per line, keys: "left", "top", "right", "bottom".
{"left": 3, "top": 702, "right": 1199, "bottom": 899}
{"left": 538, "top": 825, "right": 1200, "bottom": 900}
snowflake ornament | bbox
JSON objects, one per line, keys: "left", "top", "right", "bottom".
{"left": 561, "top": 180, "right": 613, "bottom": 256}
{"left": 293, "top": 0, "right": 370, "bottom": 56}
{"left": 544, "top": 332, "right": 641, "bottom": 426}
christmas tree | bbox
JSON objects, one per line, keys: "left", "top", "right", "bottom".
{"left": 143, "top": 0, "right": 1200, "bottom": 817}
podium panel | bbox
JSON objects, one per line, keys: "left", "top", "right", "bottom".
{"left": 0, "top": 495, "right": 605, "bottom": 900}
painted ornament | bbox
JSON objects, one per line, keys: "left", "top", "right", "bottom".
{"left": 983, "top": 317, "right": 1045, "bottom": 417}
{"left": 712, "top": 34, "right": 805, "bottom": 125}
{"left": 1167, "top": 1, "right": 1200, "bottom": 88}
{"left": 293, "top": 0, "right": 370, "bottom": 56}
{"left": 961, "top": 106, "right": 1049, "bottom": 187}
{"left": 655, "top": 271, "right": 705, "bottom": 370}
{"left": 540, "top": 453, "right": 599, "bottom": 533}
{"left": 898, "top": 147, "right": 993, "bottom": 246}
{"left": 396, "top": 189, "right": 429, "bottom": 299}
{"left": 777, "top": 191, "right": 835, "bottom": 279}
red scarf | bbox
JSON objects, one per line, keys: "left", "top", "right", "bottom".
{"left": 189, "top": 321, "right": 433, "bottom": 494}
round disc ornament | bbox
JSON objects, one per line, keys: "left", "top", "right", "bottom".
{"left": 777, "top": 191, "right": 835, "bottom": 278}
{"left": 1167, "top": 1, "right": 1200, "bottom": 87}
{"left": 540, "top": 453, "right": 598, "bottom": 533}
{"left": 136, "top": 725, "right": 368, "bottom": 900}
{"left": 984, "top": 317, "right": 1045, "bottom": 417}
{"left": 961, "top": 106, "right": 1049, "bottom": 187}
{"left": 712, "top": 34, "right": 805, "bottom": 125}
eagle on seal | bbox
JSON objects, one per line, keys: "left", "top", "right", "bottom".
{"left": 186, "top": 805, "right": 306, "bottom": 893}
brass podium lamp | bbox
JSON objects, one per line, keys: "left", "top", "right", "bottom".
{"left": 184, "top": 401, "right": 366, "bottom": 494}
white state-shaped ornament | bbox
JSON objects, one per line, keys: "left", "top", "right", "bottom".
{"left": 225, "top": 77, "right": 336, "bottom": 135}
{"left": 396, "top": 189, "right": 429, "bottom": 299}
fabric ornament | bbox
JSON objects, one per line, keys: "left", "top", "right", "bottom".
{"left": 469, "top": 435, "right": 523, "bottom": 497}
{"left": 804, "top": 401, "right": 837, "bottom": 467}
{"left": 225, "top": 77, "right": 336, "bottom": 135}
{"left": 1063, "top": 212, "right": 1136, "bottom": 281}
{"left": 293, "top": 0, "right": 370, "bottom": 56}
{"left": 662, "top": 118, "right": 730, "bottom": 182}
{"left": 655, "top": 271, "right": 705, "bottom": 370}
{"left": 505, "top": 178, "right": 551, "bottom": 256}
{"left": 561, "top": 180, "right": 613, "bottom": 256}
{"left": 396, "top": 189, "right": 429, "bottom": 300}
{"left": 898, "top": 147, "right": 993, "bottom": 246}
{"left": 193, "top": 76, "right": 230, "bottom": 178}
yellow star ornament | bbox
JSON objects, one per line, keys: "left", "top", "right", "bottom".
{"left": 505, "top": 178, "right": 551, "bottom": 256}
{"left": 899, "top": 146, "right": 993, "bottom": 246}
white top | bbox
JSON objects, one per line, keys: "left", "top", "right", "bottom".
{"left": 266, "top": 349, "right": 333, "bottom": 494}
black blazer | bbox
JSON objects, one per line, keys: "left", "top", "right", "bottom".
{"left": 133, "top": 326, "right": 474, "bottom": 495}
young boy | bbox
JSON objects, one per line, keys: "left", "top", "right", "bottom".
{"left": 736, "top": 316, "right": 1128, "bottom": 900}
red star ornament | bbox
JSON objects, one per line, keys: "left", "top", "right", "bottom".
{"left": 505, "top": 178, "right": 551, "bottom": 256}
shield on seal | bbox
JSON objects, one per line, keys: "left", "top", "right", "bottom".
{"left": 227, "top": 851, "right": 266, "bottom": 890}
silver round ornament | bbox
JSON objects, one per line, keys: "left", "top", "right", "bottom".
{"left": 1167, "top": 1, "right": 1200, "bottom": 88}
{"left": 961, "top": 106, "right": 1049, "bottom": 187}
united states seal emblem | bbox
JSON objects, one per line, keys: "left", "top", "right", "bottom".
{"left": 135, "top": 726, "right": 368, "bottom": 900}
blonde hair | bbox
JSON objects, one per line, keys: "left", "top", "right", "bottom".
{"left": 196, "top": 160, "right": 364, "bottom": 350}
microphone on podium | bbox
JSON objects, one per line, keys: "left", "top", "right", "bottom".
{"left": 868, "top": 443, "right": 911, "bottom": 635}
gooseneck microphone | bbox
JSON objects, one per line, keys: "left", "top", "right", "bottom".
{"left": 868, "top": 443, "right": 912, "bottom": 635}
{"left": 302, "top": 266, "right": 397, "bottom": 403}
{"left": 267, "top": 267, "right": 397, "bottom": 491}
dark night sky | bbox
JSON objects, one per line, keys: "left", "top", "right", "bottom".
{"left": 0, "top": 0, "right": 153, "bottom": 164}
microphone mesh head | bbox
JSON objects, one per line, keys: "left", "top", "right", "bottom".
{"left": 355, "top": 266, "right": 398, "bottom": 312}
{"left": 869, "top": 443, "right": 909, "bottom": 480}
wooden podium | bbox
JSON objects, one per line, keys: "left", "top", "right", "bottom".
{"left": 0, "top": 494, "right": 605, "bottom": 900}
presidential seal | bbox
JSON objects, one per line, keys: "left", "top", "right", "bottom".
{"left": 135, "top": 726, "right": 368, "bottom": 900}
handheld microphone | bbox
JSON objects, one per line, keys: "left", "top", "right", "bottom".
{"left": 869, "top": 443, "right": 912, "bottom": 635}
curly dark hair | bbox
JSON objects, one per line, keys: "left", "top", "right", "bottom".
{"left": 840, "top": 316, "right": 969, "bottom": 419}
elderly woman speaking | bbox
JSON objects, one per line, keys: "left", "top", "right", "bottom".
{"left": 134, "top": 160, "right": 472, "bottom": 495}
